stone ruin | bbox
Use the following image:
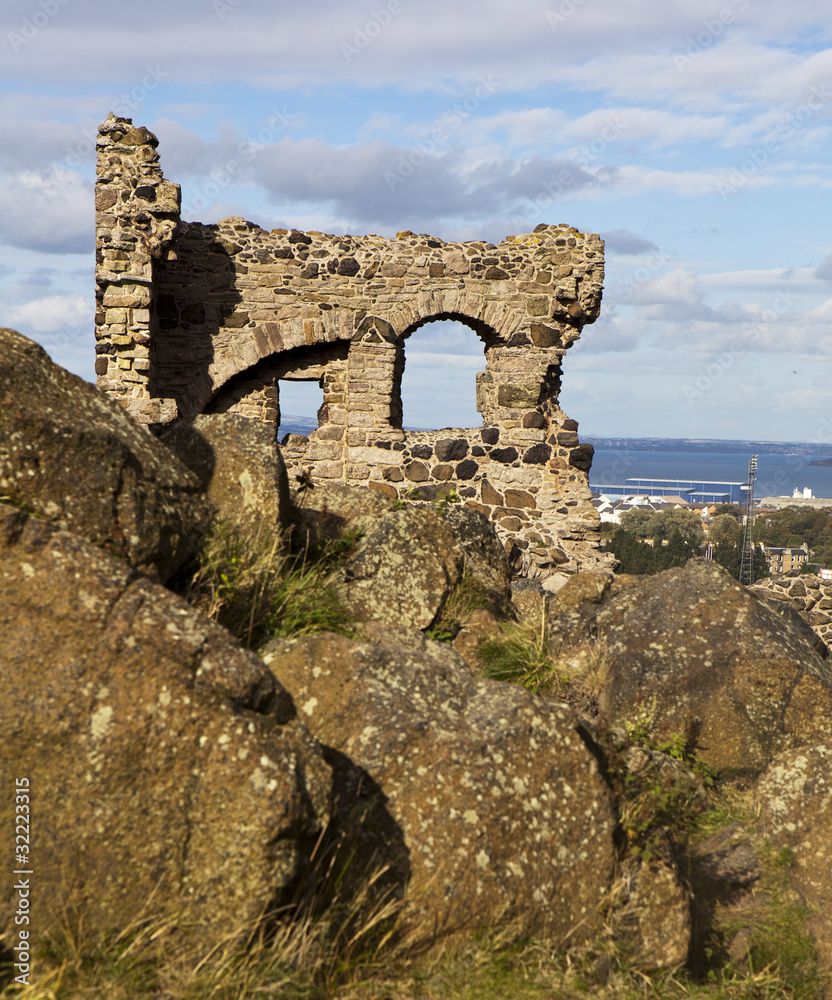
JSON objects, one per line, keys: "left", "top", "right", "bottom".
{"left": 94, "top": 113, "right": 610, "bottom": 578}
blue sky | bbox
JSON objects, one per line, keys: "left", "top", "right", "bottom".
{"left": 1, "top": 0, "right": 831, "bottom": 440}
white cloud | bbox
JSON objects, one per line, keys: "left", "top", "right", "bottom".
{"left": 5, "top": 293, "right": 93, "bottom": 335}
{"left": 0, "top": 169, "right": 92, "bottom": 254}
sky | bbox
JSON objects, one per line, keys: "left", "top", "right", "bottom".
{"left": 1, "top": 0, "right": 831, "bottom": 442}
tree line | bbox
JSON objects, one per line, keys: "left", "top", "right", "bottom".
{"left": 601, "top": 505, "right": 770, "bottom": 581}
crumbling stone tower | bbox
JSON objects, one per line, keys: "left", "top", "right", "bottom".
{"left": 95, "top": 114, "right": 609, "bottom": 578}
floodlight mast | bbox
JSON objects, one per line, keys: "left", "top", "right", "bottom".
{"left": 739, "top": 454, "right": 758, "bottom": 586}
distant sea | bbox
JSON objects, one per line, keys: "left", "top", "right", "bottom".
{"left": 588, "top": 449, "right": 832, "bottom": 500}
{"left": 278, "top": 415, "right": 832, "bottom": 501}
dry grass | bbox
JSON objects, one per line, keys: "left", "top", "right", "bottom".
{"left": 477, "top": 612, "right": 612, "bottom": 709}
{"left": 172, "top": 518, "right": 353, "bottom": 649}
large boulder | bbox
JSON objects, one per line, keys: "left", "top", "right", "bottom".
{"left": 0, "top": 504, "right": 332, "bottom": 953}
{"left": 291, "top": 481, "right": 393, "bottom": 549}
{"left": 552, "top": 559, "right": 832, "bottom": 778}
{"left": 161, "top": 413, "right": 291, "bottom": 536}
{"left": 0, "top": 328, "right": 210, "bottom": 580}
{"left": 292, "top": 484, "right": 513, "bottom": 631}
{"left": 757, "top": 744, "right": 832, "bottom": 972}
{"left": 332, "top": 507, "right": 464, "bottom": 629}
{"left": 261, "top": 627, "right": 616, "bottom": 944}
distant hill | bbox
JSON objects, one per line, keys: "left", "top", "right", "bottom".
{"left": 278, "top": 414, "right": 435, "bottom": 438}
{"left": 809, "top": 458, "right": 832, "bottom": 466}
{"left": 585, "top": 437, "right": 832, "bottom": 456}
{"left": 278, "top": 414, "right": 318, "bottom": 438}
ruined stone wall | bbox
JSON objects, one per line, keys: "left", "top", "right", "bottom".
{"left": 94, "top": 114, "right": 610, "bottom": 577}
{"left": 750, "top": 572, "right": 832, "bottom": 649}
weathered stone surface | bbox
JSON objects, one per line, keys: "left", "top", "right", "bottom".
{"left": 0, "top": 328, "right": 210, "bottom": 581}
{"left": 261, "top": 629, "right": 616, "bottom": 941}
{"left": 614, "top": 860, "right": 692, "bottom": 970}
{"left": 333, "top": 507, "right": 464, "bottom": 629}
{"left": 441, "top": 505, "right": 513, "bottom": 614}
{"left": 564, "top": 560, "right": 832, "bottom": 777}
{"left": 290, "top": 481, "right": 394, "bottom": 550}
{"left": 162, "top": 412, "right": 291, "bottom": 535}
{"left": 0, "top": 504, "right": 332, "bottom": 952}
{"left": 757, "top": 744, "right": 832, "bottom": 971}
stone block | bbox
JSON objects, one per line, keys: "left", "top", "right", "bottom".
{"left": 315, "top": 461, "right": 344, "bottom": 479}
{"left": 405, "top": 460, "right": 430, "bottom": 482}
{"left": 497, "top": 384, "right": 539, "bottom": 408}
{"left": 569, "top": 444, "right": 594, "bottom": 471}
{"left": 435, "top": 437, "right": 469, "bottom": 462}
{"left": 523, "top": 444, "right": 551, "bottom": 464}
{"left": 505, "top": 489, "right": 536, "bottom": 509}
{"left": 481, "top": 480, "right": 503, "bottom": 506}
{"left": 368, "top": 481, "right": 397, "bottom": 499}
{"left": 526, "top": 296, "right": 550, "bottom": 316}
{"left": 455, "top": 459, "right": 478, "bottom": 480}
{"left": 490, "top": 446, "right": 519, "bottom": 464}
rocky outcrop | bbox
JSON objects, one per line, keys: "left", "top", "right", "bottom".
{"left": 551, "top": 559, "right": 832, "bottom": 778}
{"left": 162, "top": 412, "right": 292, "bottom": 536}
{"left": 294, "top": 484, "right": 513, "bottom": 632}
{"left": 261, "top": 628, "right": 616, "bottom": 944}
{"left": 0, "top": 328, "right": 210, "bottom": 581}
{"left": 751, "top": 570, "right": 832, "bottom": 648}
{"left": 332, "top": 506, "right": 464, "bottom": 629}
{"left": 0, "top": 503, "right": 332, "bottom": 951}
{"left": 291, "top": 481, "right": 393, "bottom": 549}
{"left": 757, "top": 744, "right": 832, "bottom": 971}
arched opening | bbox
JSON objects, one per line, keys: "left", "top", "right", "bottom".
{"left": 397, "top": 315, "right": 495, "bottom": 430}
{"left": 205, "top": 339, "right": 348, "bottom": 438}
{"left": 277, "top": 379, "right": 323, "bottom": 437}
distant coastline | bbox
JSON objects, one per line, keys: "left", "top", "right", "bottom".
{"left": 278, "top": 421, "right": 832, "bottom": 460}
{"left": 584, "top": 437, "right": 832, "bottom": 457}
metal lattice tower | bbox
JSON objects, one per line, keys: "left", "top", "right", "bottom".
{"left": 739, "top": 454, "right": 758, "bottom": 586}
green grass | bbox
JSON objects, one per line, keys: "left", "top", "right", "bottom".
{"left": 477, "top": 614, "right": 611, "bottom": 704}
{"left": 171, "top": 518, "right": 355, "bottom": 649}
{"left": 5, "top": 857, "right": 827, "bottom": 1000}
{"left": 424, "top": 572, "right": 493, "bottom": 643}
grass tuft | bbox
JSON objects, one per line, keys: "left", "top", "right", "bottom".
{"left": 172, "top": 518, "right": 354, "bottom": 649}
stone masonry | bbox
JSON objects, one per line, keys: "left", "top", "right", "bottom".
{"left": 751, "top": 571, "right": 832, "bottom": 649}
{"left": 94, "top": 114, "right": 611, "bottom": 577}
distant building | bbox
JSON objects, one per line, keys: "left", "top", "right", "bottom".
{"left": 592, "top": 494, "right": 704, "bottom": 525}
{"left": 792, "top": 486, "right": 814, "bottom": 499}
{"left": 763, "top": 544, "right": 810, "bottom": 575}
{"left": 591, "top": 477, "right": 746, "bottom": 504}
